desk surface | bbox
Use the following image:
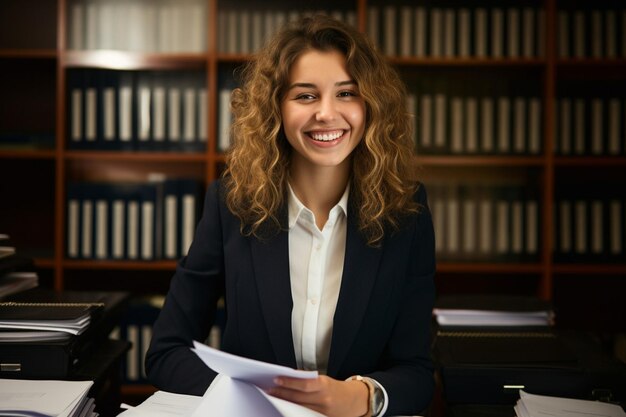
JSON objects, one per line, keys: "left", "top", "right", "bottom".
{"left": 447, "top": 404, "right": 514, "bottom": 417}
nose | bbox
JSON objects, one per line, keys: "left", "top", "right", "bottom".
{"left": 315, "top": 96, "right": 337, "bottom": 122}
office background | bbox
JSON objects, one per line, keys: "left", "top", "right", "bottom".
{"left": 1, "top": 0, "right": 625, "bottom": 408}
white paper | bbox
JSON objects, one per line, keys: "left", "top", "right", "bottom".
{"left": 191, "top": 374, "right": 325, "bottom": 417}
{"left": 120, "top": 386, "right": 423, "bottom": 417}
{"left": 191, "top": 341, "right": 317, "bottom": 389}
{"left": 0, "top": 379, "right": 92, "bottom": 417}
{"left": 190, "top": 342, "right": 422, "bottom": 417}
{"left": 516, "top": 390, "right": 626, "bottom": 417}
{"left": 117, "top": 390, "right": 202, "bottom": 417}
{"left": 433, "top": 308, "right": 553, "bottom": 327}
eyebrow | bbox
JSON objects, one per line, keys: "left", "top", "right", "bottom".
{"left": 286, "top": 80, "right": 358, "bottom": 90}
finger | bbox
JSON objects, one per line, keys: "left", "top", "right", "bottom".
{"left": 274, "top": 376, "right": 321, "bottom": 392}
{"left": 267, "top": 388, "right": 327, "bottom": 415}
{"left": 268, "top": 386, "right": 318, "bottom": 404}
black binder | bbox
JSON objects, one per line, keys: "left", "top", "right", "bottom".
{"left": 0, "top": 289, "right": 129, "bottom": 378}
{"left": 435, "top": 330, "right": 626, "bottom": 405}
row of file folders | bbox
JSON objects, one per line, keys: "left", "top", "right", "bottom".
{"left": 68, "top": 0, "right": 207, "bottom": 53}
{"left": 110, "top": 296, "right": 224, "bottom": 384}
{"left": 429, "top": 183, "right": 626, "bottom": 263}
{"left": 553, "top": 96, "right": 626, "bottom": 156}
{"left": 429, "top": 184, "right": 540, "bottom": 263}
{"left": 65, "top": 177, "right": 202, "bottom": 261}
{"left": 67, "top": 70, "right": 214, "bottom": 152}
{"left": 408, "top": 92, "right": 542, "bottom": 156}
{"left": 554, "top": 196, "right": 626, "bottom": 263}
{"left": 66, "top": 69, "right": 626, "bottom": 157}
{"left": 368, "top": 5, "right": 545, "bottom": 59}
{"left": 557, "top": 8, "right": 626, "bottom": 59}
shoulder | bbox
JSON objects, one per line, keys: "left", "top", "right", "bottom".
{"left": 201, "top": 179, "right": 231, "bottom": 218}
{"left": 413, "top": 182, "right": 429, "bottom": 207}
{"left": 205, "top": 178, "right": 227, "bottom": 203}
{"left": 401, "top": 182, "right": 433, "bottom": 239}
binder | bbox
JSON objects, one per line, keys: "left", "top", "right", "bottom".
{"left": 0, "top": 289, "right": 129, "bottom": 379}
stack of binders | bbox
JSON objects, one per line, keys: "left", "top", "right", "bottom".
{"left": 0, "top": 289, "right": 129, "bottom": 379}
{"left": 433, "top": 295, "right": 626, "bottom": 407}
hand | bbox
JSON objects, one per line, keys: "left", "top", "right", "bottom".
{"left": 268, "top": 375, "right": 369, "bottom": 417}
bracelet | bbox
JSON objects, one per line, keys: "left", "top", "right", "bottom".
{"left": 350, "top": 375, "right": 374, "bottom": 417}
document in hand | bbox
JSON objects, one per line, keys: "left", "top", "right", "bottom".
{"left": 514, "top": 390, "right": 626, "bottom": 417}
{"left": 0, "top": 378, "right": 93, "bottom": 417}
{"left": 191, "top": 341, "right": 324, "bottom": 417}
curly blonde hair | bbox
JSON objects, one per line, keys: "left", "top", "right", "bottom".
{"left": 223, "top": 14, "right": 419, "bottom": 245}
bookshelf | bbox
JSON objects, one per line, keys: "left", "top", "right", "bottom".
{"left": 1, "top": 0, "right": 625, "bottom": 404}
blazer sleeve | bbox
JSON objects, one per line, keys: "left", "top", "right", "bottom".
{"left": 368, "top": 185, "right": 436, "bottom": 415}
{"left": 145, "top": 181, "right": 225, "bottom": 395}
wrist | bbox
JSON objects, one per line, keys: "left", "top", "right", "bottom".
{"left": 349, "top": 378, "right": 371, "bottom": 417}
{"left": 350, "top": 375, "right": 384, "bottom": 417}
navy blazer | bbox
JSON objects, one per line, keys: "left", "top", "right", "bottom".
{"left": 146, "top": 179, "right": 436, "bottom": 415}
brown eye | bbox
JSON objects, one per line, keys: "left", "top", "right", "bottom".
{"left": 295, "top": 93, "right": 316, "bottom": 101}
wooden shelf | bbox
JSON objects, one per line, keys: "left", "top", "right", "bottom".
{"left": 64, "top": 151, "right": 208, "bottom": 162}
{"left": 63, "top": 50, "right": 208, "bottom": 70}
{"left": 33, "top": 258, "right": 56, "bottom": 268}
{"left": 557, "top": 58, "right": 626, "bottom": 68}
{"left": 554, "top": 156, "right": 626, "bottom": 167}
{"left": 0, "top": 149, "right": 56, "bottom": 159}
{"left": 63, "top": 260, "right": 178, "bottom": 270}
{"left": 216, "top": 56, "right": 548, "bottom": 68}
{"left": 552, "top": 264, "right": 626, "bottom": 275}
{"left": 419, "top": 155, "right": 545, "bottom": 167}
{"left": 390, "top": 57, "right": 547, "bottom": 67}
{"left": 216, "top": 53, "right": 249, "bottom": 63}
{"left": 0, "top": 49, "right": 57, "bottom": 59}
{"left": 437, "top": 262, "right": 544, "bottom": 274}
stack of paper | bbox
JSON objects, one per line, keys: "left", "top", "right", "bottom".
{"left": 118, "top": 391, "right": 203, "bottom": 417}
{"left": 0, "top": 379, "right": 95, "bottom": 417}
{"left": 433, "top": 308, "right": 554, "bottom": 327}
{"left": 0, "top": 301, "right": 102, "bottom": 341}
{"left": 515, "top": 390, "right": 626, "bottom": 417}
{"left": 0, "top": 234, "right": 15, "bottom": 260}
{"left": 0, "top": 271, "right": 39, "bottom": 299}
{"left": 0, "top": 234, "right": 38, "bottom": 300}
{"left": 433, "top": 295, "right": 555, "bottom": 328}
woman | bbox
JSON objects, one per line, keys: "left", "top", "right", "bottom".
{"left": 146, "top": 14, "right": 435, "bottom": 417}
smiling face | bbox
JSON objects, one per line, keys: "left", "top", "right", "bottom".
{"left": 281, "top": 49, "right": 366, "bottom": 174}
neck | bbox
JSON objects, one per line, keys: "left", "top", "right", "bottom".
{"left": 289, "top": 158, "right": 351, "bottom": 227}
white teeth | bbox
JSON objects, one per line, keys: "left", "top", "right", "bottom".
{"left": 310, "top": 131, "right": 343, "bottom": 141}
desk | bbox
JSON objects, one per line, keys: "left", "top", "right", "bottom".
{"left": 446, "top": 404, "right": 514, "bottom": 417}
{"left": 72, "top": 338, "right": 130, "bottom": 417}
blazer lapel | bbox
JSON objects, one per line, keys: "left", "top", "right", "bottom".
{"left": 327, "top": 213, "right": 383, "bottom": 376}
{"left": 250, "top": 222, "right": 298, "bottom": 369}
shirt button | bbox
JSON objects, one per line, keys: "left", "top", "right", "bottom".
{"left": 310, "top": 298, "right": 318, "bottom": 305}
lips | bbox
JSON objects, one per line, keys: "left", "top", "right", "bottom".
{"left": 308, "top": 129, "right": 345, "bottom": 142}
